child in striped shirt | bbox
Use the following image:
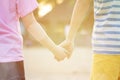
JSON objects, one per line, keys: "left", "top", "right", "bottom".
{"left": 60, "top": 0, "right": 120, "bottom": 80}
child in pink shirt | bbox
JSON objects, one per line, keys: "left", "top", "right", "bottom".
{"left": 0, "top": 0, "right": 68, "bottom": 80}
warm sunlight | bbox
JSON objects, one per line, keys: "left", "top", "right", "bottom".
{"left": 56, "top": 0, "right": 64, "bottom": 4}
{"left": 38, "top": 3, "right": 53, "bottom": 17}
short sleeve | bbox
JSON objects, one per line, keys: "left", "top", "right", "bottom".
{"left": 17, "top": 0, "right": 38, "bottom": 17}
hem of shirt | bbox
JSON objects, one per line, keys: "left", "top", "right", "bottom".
{"left": 0, "top": 58, "right": 24, "bottom": 63}
{"left": 93, "top": 52, "right": 120, "bottom": 55}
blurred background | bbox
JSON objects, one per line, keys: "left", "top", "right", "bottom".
{"left": 21, "top": 0, "right": 94, "bottom": 80}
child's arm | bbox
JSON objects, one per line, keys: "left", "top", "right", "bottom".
{"left": 67, "top": 0, "right": 92, "bottom": 42}
{"left": 60, "top": 0, "right": 92, "bottom": 58}
{"left": 21, "top": 12, "right": 67, "bottom": 61}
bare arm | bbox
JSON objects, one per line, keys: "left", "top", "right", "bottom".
{"left": 66, "top": 0, "right": 92, "bottom": 42}
{"left": 59, "top": 0, "right": 93, "bottom": 58}
{"left": 21, "top": 13, "right": 67, "bottom": 61}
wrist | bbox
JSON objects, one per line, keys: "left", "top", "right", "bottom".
{"left": 49, "top": 44, "right": 58, "bottom": 54}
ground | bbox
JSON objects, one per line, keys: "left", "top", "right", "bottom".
{"left": 23, "top": 47, "right": 93, "bottom": 80}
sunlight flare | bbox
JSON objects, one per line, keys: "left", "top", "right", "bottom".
{"left": 38, "top": 3, "right": 53, "bottom": 17}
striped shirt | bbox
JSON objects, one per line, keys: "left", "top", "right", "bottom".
{"left": 93, "top": 0, "right": 120, "bottom": 54}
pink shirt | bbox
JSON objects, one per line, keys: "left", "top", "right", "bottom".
{"left": 0, "top": 0, "right": 38, "bottom": 62}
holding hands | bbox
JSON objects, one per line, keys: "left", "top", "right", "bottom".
{"left": 59, "top": 40, "right": 74, "bottom": 59}
{"left": 53, "top": 45, "right": 67, "bottom": 61}
{"left": 53, "top": 40, "right": 74, "bottom": 61}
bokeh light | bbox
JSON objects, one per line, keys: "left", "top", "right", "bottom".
{"left": 38, "top": 3, "right": 53, "bottom": 17}
{"left": 56, "top": 0, "right": 64, "bottom": 4}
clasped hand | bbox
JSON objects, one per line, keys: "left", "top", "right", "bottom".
{"left": 54, "top": 40, "right": 74, "bottom": 61}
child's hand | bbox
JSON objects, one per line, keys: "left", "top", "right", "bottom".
{"left": 53, "top": 46, "right": 68, "bottom": 61}
{"left": 59, "top": 40, "right": 74, "bottom": 59}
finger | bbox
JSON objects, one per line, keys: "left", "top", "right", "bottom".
{"left": 64, "top": 49, "right": 71, "bottom": 59}
{"left": 54, "top": 56, "right": 64, "bottom": 62}
{"left": 64, "top": 47, "right": 72, "bottom": 58}
{"left": 67, "top": 53, "right": 72, "bottom": 59}
{"left": 66, "top": 48, "right": 73, "bottom": 59}
{"left": 54, "top": 56, "right": 61, "bottom": 61}
{"left": 66, "top": 52, "right": 71, "bottom": 59}
{"left": 64, "top": 50, "right": 71, "bottom": 59}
